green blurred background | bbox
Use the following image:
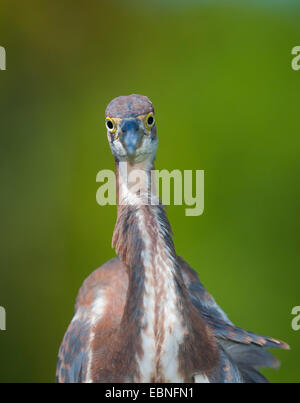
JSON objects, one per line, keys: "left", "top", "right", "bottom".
{"left": 0, "top": 0, "right": 299, "bottom": 382}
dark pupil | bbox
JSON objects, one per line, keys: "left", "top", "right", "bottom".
{"left": 147, "top": 116, "right": 154, "bottom": 126}
{"left": 107, "top": 120, "right": 113, "bottom": 130}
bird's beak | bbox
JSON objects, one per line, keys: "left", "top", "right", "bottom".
{"left": 119, "top": 119, "right": 141, "bottom": 157}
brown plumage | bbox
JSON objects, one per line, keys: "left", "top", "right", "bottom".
{"left": 56, "top": 94, "right": 289, "bottom": 383}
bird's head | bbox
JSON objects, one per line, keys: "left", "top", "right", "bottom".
{"left": 105, "top": 94, "right": 157, "bottom": 164}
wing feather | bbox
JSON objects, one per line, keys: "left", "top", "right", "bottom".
{"left": 56, "top": 258, "right": 127, "bottom": 383}
{"left": 178, "top": 256, "right": 289, "bottom": 383}
{"left": 56, "top": 312, "right": 91, "bottom": 382}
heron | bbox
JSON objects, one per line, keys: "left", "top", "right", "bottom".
{"left": 56, "top": 94, "right": 289, "bottom": 383}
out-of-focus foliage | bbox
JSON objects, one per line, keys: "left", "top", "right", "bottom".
{"left": 0, "top": 0, "right": 299, "bottom": 382}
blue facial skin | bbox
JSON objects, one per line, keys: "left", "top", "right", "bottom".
{"left": 119, "top": 119, "right": 141, "bottom": 157}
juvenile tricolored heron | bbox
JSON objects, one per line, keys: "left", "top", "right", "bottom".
{"left": 56, "top": 94, "right": 289, "bottom": 383}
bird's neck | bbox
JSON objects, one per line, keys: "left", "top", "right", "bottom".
{"left": 112, "top": 159, "right": 217, "bottom": 382}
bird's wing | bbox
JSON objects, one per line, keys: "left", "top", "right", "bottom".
{"left": 56, "top": 258, "right": 127, "bottom": 383}
{"left": 56, "top": 308, "right": 91, "bottom": 383}
{"left": 178, "top": 256, "right": 289, "bottom": 383}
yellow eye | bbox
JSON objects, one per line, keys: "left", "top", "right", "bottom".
{"left": 144, "top": 112, "right": 155, "bottom": 130}
{"left": 105, "top": 117, "right": 116, "bottom": 133}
